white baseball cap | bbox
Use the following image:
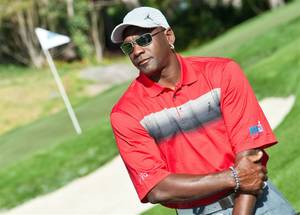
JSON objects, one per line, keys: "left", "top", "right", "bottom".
{"left": 111, "top": 7, "right": 170, "bottom": 44}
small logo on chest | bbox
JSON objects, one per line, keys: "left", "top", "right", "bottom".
{"left": 208, "top": 101, "right": 212, "bottom": 112}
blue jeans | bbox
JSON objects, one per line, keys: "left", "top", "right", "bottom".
{"left": 211, "top": 181, "right": 296, "bottom": 215}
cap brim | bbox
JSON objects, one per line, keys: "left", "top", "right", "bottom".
{"left": 111, "top": 22, "right": 160, "bottom": 44}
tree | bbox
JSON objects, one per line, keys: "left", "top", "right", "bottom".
{"left": 0, "top": 0, "right": 44, "bottom": 67}
{"left": 89, "top": 0, "right": 123, "bottom": 62}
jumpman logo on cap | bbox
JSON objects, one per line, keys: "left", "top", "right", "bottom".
{"left": 144, "top": 13, "right": 154, "bottom": 21}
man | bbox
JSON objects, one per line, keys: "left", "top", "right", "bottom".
{"left": 110, "top": 6, "right": 296, "bottom": 215}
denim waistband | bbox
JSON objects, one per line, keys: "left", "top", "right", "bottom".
{"left": 176, "top": 193, "right": 235, "bottom": 215}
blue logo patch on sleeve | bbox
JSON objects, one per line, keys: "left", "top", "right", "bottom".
{"left": 249, "top": 121, "right": 264, "bottom": 136}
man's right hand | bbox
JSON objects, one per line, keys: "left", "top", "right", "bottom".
{"left": 147, "top": 149, "right": 268, "bottom": 204}
{"left": 234, "top": 150, "right": 267, "bottom": 194}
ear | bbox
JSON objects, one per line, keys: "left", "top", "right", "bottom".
{"left": 164, "top": 28, "right": 175, "bottom": 45}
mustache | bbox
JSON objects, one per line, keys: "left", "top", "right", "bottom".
{"left": 134, "top": 56, "right": 151, "bottom": 65}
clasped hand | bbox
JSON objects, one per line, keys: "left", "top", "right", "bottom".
{"left": 234, "top": 150, "right": 267, "bottom": 194}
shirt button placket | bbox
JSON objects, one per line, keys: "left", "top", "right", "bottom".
{"left": 172, "top": 93, "right": 180, "bottom": 118}
{"left": 179, "top": 106, "right": 185, "bottom": 125}
{"left": 173, "top": 92, "right": 185, "bottom": 125}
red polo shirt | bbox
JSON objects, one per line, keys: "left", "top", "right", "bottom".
{"left": 110, "top": 54, "right": 277, "bottom": 209}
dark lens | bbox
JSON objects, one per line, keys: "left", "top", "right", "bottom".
{"left": 136, "top": 33, "right": 152, "bottom": 47}
{"left": 120, "top": 43, "right": 133, "bottom": 55}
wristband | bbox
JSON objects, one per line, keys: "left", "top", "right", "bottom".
{"left": 229, "top": 166, "right": 240, "bottom": 192}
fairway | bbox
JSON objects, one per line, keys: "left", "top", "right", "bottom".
{"left": 0, "top": 0, "right": 300, "bottom": 213}
{"left": 0, "top": 83, "right": 129, "bottom": 208}
{"left": 0, "top": 83, "right": 129, "bottom": 170}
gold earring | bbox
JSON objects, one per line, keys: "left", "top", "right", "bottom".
{"left": 169, "top": 44, "right": 175, "bottom": 50}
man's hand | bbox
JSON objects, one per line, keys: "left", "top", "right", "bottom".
{"left": 232, "top": 149, "right": 268, "bottom": 215}
{"left": 234, "top": 150, "right": 267, "bottom": 194}
{"left": 146, "top": 150, "right": 267, "bottom": 204}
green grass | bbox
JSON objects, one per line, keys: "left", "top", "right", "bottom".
{"left": 267, "top": 96, "right": 300, "bottom": 207}
{"left": 0, "top": 57, "right": 130, "bottom": 135}
{"left": 0, "top": 83, "right": 129, "bottom": 170}
{"left": 0, "top": 120, "right": 118, "bottom": 208}
{"left": 246, "top": 37, "right": 300, "bottom": 99}
{"left": 0, "top": 83, "right": 129, "bottom": 208}
{"left": 0, "top": 62, "right": 90, "bottom": 134}
{"left": 185, "top": 0, "right": 300, "bottom": 58}
{"left": 141, "top": 205, "right": 176, "bottom": 215}
{"left": 1, "top": 0, "right": 300, "bottom": 212}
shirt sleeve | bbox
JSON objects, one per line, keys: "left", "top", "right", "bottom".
{"left": 220, "top": 60, "right": 277, "bottom": 154}
{"left": 110, "top": 111, "right": 171, "bottom": 203}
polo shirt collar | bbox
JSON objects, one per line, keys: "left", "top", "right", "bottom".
{"left": 137, "top": 54, "right": 198, "bottom": 97}
{"left": 179, "top": 54, "right": 198, "bottom": 86}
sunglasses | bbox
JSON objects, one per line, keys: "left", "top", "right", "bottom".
{"left": 120, "top": 29, "right": 165, "bottom": 55}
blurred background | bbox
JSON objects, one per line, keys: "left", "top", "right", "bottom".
{"left": 0, "top": 0, "right": 299, "bottom": 214}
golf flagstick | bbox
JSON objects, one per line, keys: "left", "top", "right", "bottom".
{"left": 35, "top": 28, "right": 82, "bottom": 134}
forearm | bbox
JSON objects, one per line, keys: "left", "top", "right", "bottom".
{"left": 233, "top": 193, "right": 257, "bottom": 215}
{"left": 147, "top": 170, "right": 235, "bottom": 204}
{"left": 232, "top": 149, "right": 265, "bottom": 215}
{"left": 147, "top": 149, "right": 266, "bottom": 205}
